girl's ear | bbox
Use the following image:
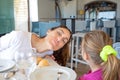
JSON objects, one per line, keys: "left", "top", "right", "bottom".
{"left": 82, "top": 52, "right": 89, "bottom": 61}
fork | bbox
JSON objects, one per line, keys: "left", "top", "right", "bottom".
{"left": 3, "top": 68, "right": 19, "bottom": 79}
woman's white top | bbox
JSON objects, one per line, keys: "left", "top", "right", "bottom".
{"left": 0, "top": 31, "right": 53, "bottom": 60}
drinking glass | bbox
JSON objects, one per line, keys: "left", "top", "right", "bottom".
{"left": 14, "top": 48, "right": 37, "bottom": 79}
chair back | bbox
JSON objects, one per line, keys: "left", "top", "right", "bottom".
{"left": 113, "top": 42, "right": 120, "bottom": 59}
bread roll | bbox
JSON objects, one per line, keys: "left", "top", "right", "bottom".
{"left": 36, "top": 57, "right": 43, "bottom": 65}
{"left": 38, "top": 59, "right": 50, "bottom": 67}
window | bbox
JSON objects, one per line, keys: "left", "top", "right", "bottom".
{"left": 98, "top": 11, "right": 116, "bottom": 21}
{"left": 29, "top": 0, "right": 38, "bottom": 21}
{"left": 14, "top": 0, "right": 28, "bottom": 31}
{"left": 84, "top": 1, "right": 116, "bottom": 20}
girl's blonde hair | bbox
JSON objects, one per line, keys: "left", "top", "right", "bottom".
{"left": 81, "top": 30, "right": 120, "bottom": 80}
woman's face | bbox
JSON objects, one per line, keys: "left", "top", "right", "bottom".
{"left": 45, "top": 27, "right": 71, "bottom": 51}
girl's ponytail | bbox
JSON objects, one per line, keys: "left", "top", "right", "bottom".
{"left": 100, "top": 47, "right": 120, "bottom": 80}
{"left": 102, "top": 55, "right": 120, "bottom": 80}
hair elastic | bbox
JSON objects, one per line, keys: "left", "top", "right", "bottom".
{"left": 100, "top": 45, "right": 117, "bottom": 62}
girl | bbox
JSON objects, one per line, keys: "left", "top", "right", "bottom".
{"left": 78, "top": 30, "right": 120, "bottom": 80}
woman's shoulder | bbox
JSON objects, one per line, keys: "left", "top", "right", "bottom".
{"left": 32, "top": 32, "right": 40, "bottom": 39}
{"left": 31, "top": 33, "right": 41, "bottom": 45}
{"left": 11, "top": 31, "right": 40, "bottom": 37}
{"left": 32, "top": 32, "right": 40, "bottom": 37}
{"left": 6, "top": 31, "right": 31, "bottom": 40}
{"left": 10, "top": 30, "right": 30, "bottom": 35}
{"left": 13, "top": 31, "right": 32, "bottom": 36}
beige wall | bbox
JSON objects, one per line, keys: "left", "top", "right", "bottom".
{"left": 60, "top": 0, "right": 77, "bottom": 18}
{"left": 38, "top": 0, "right": 55, "bottom": 21}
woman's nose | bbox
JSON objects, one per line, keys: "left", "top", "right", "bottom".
{"left": 57, "top": 37, "right": 62, "bottom": 42}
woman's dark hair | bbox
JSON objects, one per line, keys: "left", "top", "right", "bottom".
{"left": 53, "top": 43, "right": 70, "bottom": 66}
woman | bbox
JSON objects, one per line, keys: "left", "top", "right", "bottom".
{"left": 0, "top": 25, "right": 72, "bottom": 66}
{"left": 78, "top": 30, "right": 120, "bottom": 80}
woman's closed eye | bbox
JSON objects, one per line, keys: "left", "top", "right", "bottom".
{"left": 57, "top": 30, "right": 69, "bottom": 43}
{"left": 57, "top": 31, "right": 62, "bottom": 36}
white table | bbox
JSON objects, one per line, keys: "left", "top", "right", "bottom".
{"left": 70, "top": 32, "right": 87, "bottom": 69}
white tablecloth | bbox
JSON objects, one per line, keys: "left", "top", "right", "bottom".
{"left": 0, "top": 57, "right": 60, "bottom": 80}
{"left": 0, "top": 57, "right": 76, "bottom": 80}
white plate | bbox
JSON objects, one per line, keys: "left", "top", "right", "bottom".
{"left": 0, "top": 59, "right": 15, "bottom": 72}
{"left": 30, "top": 66, "right": 77, "bottom": 80}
